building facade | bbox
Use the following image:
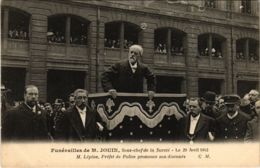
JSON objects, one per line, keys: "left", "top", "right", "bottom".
{"left": 1, "top": 0, "right": 259, "bottom": 102}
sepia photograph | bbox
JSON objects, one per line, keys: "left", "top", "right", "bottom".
{"left": 1, "top": 0, "right": 259, "bottom": 167}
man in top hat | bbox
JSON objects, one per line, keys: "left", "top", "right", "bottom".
{"left": 101, "top": 44, "right": 156, "bottom": 99}
{"left": 215, "top": 95, "right": 250, "bottom": 142}
{"left": 201, "top": 91, "right": 220, "bottom": 119}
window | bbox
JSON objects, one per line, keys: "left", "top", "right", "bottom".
{"left": 48, "top": 16, "right": 66, "bottom": 43}
{"left": 171, "top": 29, "right": 184, "bottom": 56}
{"left": 249, "top": 40, "right": 258, "bottom": 61}
{"left": 236, "top": 38, "right": 258, "bottom": 61}
{"left": 198, "top": 34, "right": 209, "bottom": 56}
{"left": 104, "top": 22, "right": 120, "bottom": 48}
{"left": 241, "top": 0, "right": 251, "bottom": 14}
{"left": 48, "top": 15, "right": 89, "bottom": 45}
{"left": 104, "top": 21, "right": 140, "bottom": 49}
{"left": 205, "top": 0, "right": 216, "bottom": 8}
{"left": 198, "top": 34, "right": 224, "bottom": 58}
{"left": 70, "top": 17, "right": 88, "bottom": 45}
{"left": 154, "top": 28, "right": 168, "bottom": 54}
{"left": 8, "top": 9, "right": 30, "bottom": 40}
{"left": 236, "top": 39, "right": 246, "bottom": 60}
{"left": 154, "top": 28, "right": 185, "bottom": 55}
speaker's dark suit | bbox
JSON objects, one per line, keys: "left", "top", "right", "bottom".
{"left": 101, "top": 60, "right": 155, "bottom": 93}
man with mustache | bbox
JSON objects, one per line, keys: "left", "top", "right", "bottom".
{"left": 55, "top": 89, "right": 100, "bottom": 141}
{"left": 216, "top": 95, "right": 250, "bottom": 142}
{"left": 177, "top": 97, "right": 215, "bottom": 143}
{"left": 2, "top": 85, "right": 51, "bottom": 141}
{"left": 101, "top": 44, "right": 155, "bottom": 99}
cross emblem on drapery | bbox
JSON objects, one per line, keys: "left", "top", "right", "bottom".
{"left": 106, "top": 98, "right": 115, "bottom": 113}
{"left": 146, "top": 100, "right": 155, "bottom": 113}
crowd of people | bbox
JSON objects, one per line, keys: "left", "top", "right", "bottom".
{"left": 47, "top": 31, "right": 87, "bottom": 45}
{"left": 1, "top": 44, "right": 259, "bottom": 143}
{"left": 8, "top": 28, "right": 28, "bottom": 40}
{"left": 199, "top": 48, "right": 223, "bottom": 58}
{"left": 182, "top": 90, "right": 259, "bottom": 142}
{"left": 236, "top": 52, "right": 258, "bottom": 61}
{"left": 154, "top": 43, "right": 184, "bottom": 55}
{"left": 104, "top": 38, "right": 135, "bottom": 49}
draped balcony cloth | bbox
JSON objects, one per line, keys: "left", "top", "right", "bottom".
{"left": 88, "top": 93, "right": 187, "bottom": 142}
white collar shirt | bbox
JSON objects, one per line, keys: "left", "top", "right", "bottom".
{"left": 189, "top": 113, "right": 200, "bottom": 135}
{"left": 227, "top": 111, "right": 238, "bottom": 120}
{"left": 129, "top": 61, "right": 138, "bottom": 73}
{"left": 25, "top": 103, "right": 36, "bottom": 113}
{"left": 76, "top": 106, "right": 87, "bottom": 127}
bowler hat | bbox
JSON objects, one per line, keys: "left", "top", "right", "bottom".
{"left": 202, "top": 91, "right": 216, "bottom": 103}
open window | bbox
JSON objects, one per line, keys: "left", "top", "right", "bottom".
{"left": 8, "top": 8, "right": 30, "bottom": 40}
{"left": 105, "top": 21, "right": 141, "bottom": 49}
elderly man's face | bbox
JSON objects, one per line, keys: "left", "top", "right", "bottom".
{"left": 249, "top": 91, "right": 259, "bottom": 102}
{"left": 75, "top": 91, "right": 88, "bottom": 109}
{"left": 24, "top": 86, "right": 39, "bottom": 107}
{"left": 128, "top": 47, "right": 140, "bottom": 65}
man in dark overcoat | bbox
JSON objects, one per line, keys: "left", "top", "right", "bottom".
{"left": 177, "top": 97, "right": 216, "bottom": 143}
{"left": 2, "top": 85, "right": 51, "bottom": 141}
{"left": 101, "top": 44, "right": 156, "bottom": 99}
{"left": 55, "top": 89, "right": 100, "bottom": 141}
{"left": 216, "top": 95, "right": 250, "bottom": 142}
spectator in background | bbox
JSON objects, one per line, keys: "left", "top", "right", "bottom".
{"left": 45, "top": 102, "right": 55, "bottom": 137}
{"left": 244, "top": 100, "right": 260, "bottom": 142}
{"left": 240, "top": 98, "right": 255, "bottom": 120}
{"left": 248, "top": 90, "right": 259, "bottom": 108}
{"left": 201, "top": 91, "right": 220, "bottom": 119}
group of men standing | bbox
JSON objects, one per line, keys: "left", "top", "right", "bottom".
{"left": 1, "top": 45, "right": 259, "bottom": 143}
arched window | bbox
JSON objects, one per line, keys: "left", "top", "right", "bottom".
{"left": 236, "top": 39, "right": 246, "bottom": 60}
{"left": 48, "top": 15, "right": 89, "bottom": 45}
{"left": 241, "top": 0, "right": 251, "bottom": 14}
{"left": 7, "top": 8, "right": 30, "bottom": 40}
{"left": 198, "top": 33, "right": 225, "bottom": 58}
{"left": 154, "top": 28, "right": 167, "bottom": 54}
{"left": 48, "top": 15, "right": 66, "bottom": 43}
{"left": 205, "top": 0, "right": 216, "bottom": 8}
{"left": 70, "top": 17, "right": 88, "bottom": 45}
{"left": 104, "top": 22, "right": 120, "bottom": 48}
{"left": 236, "top": 38, "right": 258, "bottom": 61}
{"left": 105, "top": 21, "right": 141, "bottom": 49}
{"left": 154, "top": 28, "right": 185, "bottom": 56}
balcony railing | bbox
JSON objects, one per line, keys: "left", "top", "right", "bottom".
{"left": 1, "top": 39, "right": 29, "bottom": 57}
{"left": 47, "top": 43, "right": 88, "bottom": 60}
